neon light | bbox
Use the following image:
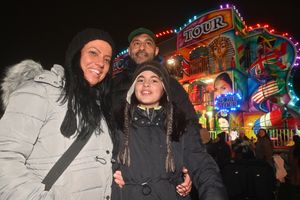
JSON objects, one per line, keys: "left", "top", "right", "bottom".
{"left": 214, "top": 93, "right": 242, "bottom": 113}
{"left": 115, "top": 4, "right": 299, "bottom": 59}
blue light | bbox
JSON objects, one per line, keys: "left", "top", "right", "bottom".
{"left": 214, "top": 93, "right": 242, "bottom": 113}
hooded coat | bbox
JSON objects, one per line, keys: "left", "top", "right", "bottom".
{"left": 111, "top": 56, "right": 198, "bottom": 123}
{"left": 0, "top": 60, "right": 113, "bottom": 200}
{"left": 0, "top": 27, "right": 115, "bottom": 200}
{"left": 111, "top": 61, "right": 228, "bottom": 200}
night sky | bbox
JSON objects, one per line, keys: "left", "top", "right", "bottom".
{"left": 1, "top": 0, "right": 299, "bottom": 69}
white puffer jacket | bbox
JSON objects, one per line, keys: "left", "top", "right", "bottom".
{"left": 0, "top": 60, "right": 113, "bottom": 200}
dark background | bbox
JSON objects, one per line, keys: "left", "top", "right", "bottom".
{"left": 1, "top": 0, "right": 299, "bottom": 69}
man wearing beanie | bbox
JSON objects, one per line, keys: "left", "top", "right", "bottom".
{"left": 111, "top": 61, "right": 228, "bottom": 200}
{"left": 0, "top": 28, "right": 115, "bottom": 199}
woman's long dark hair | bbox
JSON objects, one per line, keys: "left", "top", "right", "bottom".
{"left": 60, "top": 52, "right": 113, "bottom": 139}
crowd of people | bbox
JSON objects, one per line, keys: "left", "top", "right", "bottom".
{"left": 199, "top": 127, "right": 279, "bottom": 168}
{"left": 199, "top": 127, "right": 300, "bottom": 200}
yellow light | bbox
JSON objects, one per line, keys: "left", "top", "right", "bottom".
{"left": 167, "top": 58, "right": 176, "bottom": 65}
{"left": 206, "top": 111, "right": 213, "bottom": 117}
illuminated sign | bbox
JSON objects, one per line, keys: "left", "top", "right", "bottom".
{"left": 215, "top": 93, "right": 242, "bottom": 112}
{"left": 177, "top": 8, "right": 234, "bottom": 49}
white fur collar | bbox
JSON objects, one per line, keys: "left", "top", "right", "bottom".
{"left": 1, "top": 59, "right": 44, "bottom": 108}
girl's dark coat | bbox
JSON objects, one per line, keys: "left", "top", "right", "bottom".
{"left": 111, "top": 104, "right": 228, "bottom": 200}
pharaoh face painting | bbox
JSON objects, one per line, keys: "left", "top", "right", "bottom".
{"left": 208, "top": 36, "right": 235, "bottom": 74}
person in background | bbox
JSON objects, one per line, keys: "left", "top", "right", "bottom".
{"left": 199, "top": 127, "right": 215, "bottom": 156}
{"left": 273, "top": 153, "right": 287, "bottom": 183}
{"left": 111, "top": 60, "right": 228, "bottom": 200}
{"left": 0, "top": 28, "right": 115, "bottom": 199}
{"left": 232, "top": 129, "right": 255, "bottom": 160}
{"left": 255, "top": 128, "right": 273, "bottom": 166}
{"left": 287, "top": 135, "right": 300, "bottom": 199}
{"left": 289, "top": 135, "right": 300, "bottom": 185}
{"left": 111, "top": 27, "right": 196, "bottom": 195}
{"left": 212, "top": 132, "right": 232, "bottom": 171}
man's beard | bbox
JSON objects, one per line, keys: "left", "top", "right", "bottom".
{"left": 134, "top": 50, "right": 152, "bottom": 64}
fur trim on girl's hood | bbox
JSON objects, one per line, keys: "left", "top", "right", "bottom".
{"left": 126, "top": 60, "right": 171, "bottom": 104}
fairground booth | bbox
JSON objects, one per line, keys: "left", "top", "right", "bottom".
{"left": 113, "top": 4, "right": 300, "bottom": 147}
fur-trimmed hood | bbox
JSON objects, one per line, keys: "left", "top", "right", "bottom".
{"left": 1, "top": 60, "right": 44, "bottom": 109}
{"left": 1, "top": 59, "right": 64, "bottom": 110}
{"left": 113, "top": 102, "right": 187, "bottom": 140}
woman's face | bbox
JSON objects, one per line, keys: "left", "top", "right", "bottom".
{"left": 80, "top": 40, "right": 112, "bottom": 86}
{"left": 134, "top": 70, "right": 164, "bottom": 108}
{"left": 214, "top": 79, "right": 232, "bottom": 100}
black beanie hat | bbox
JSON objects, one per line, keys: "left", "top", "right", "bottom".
{"left": 65, "top": 28, "right": 115, "bottom": 67}
{"left": 126, "top": 60, "right": 171, "bottom": 104}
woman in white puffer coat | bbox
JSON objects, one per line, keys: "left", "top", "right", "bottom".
{"left": 0, "top": 28, "right": 115, "bottom": 200}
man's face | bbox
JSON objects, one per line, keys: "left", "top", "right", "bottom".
{"left": 128, "top": 33, "right": 159, "bottom": 64}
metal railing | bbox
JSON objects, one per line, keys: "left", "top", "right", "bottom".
{"left": 209, "top": 129, "right": 296, "bottom": 147}
{"left": 267, "top": 129, "right": 294, "bottom": 147}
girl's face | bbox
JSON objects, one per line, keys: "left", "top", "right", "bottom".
{"left": 214, "top": 79, "right": 232, "bottom": 100}
{"left": 80, "top": 40, "right": 112, "bottom": 86}
{"left": 134, "top": 70, "right": 164, "bottom": 108}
